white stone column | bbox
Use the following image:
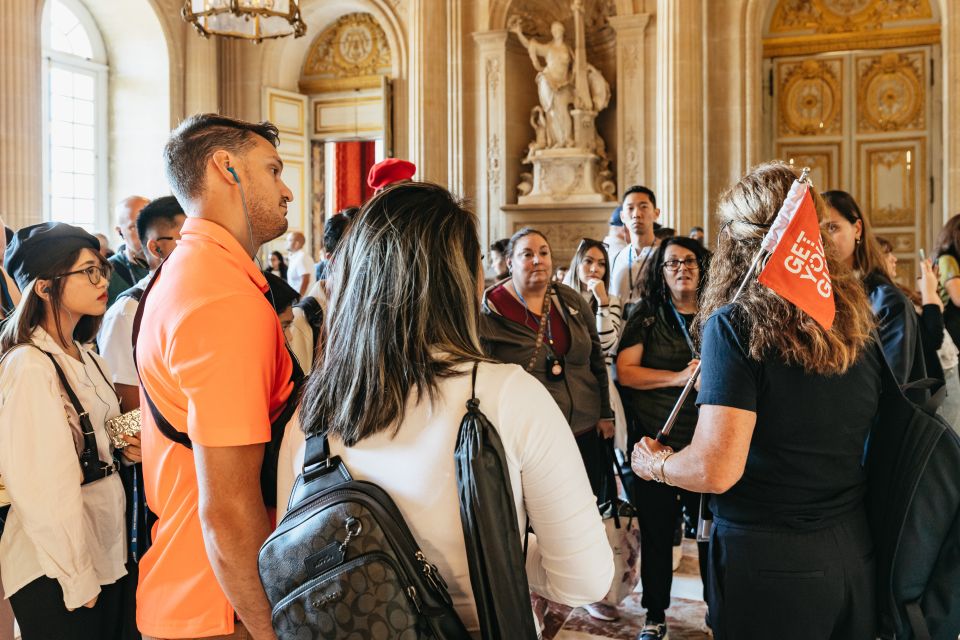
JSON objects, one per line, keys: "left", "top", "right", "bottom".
{"left": 655, "top": 0, "right": 705, "bottom": 234}
{"left": 0, "top": 0, "right": 43, "bottom": 230}
{"left": 472, "top": 30, "right": 509, "bottom": 250}
{"left": 185, "top": 32, "right": 219, "bottom": 117}
{"left": 409, "top": 0, "right": 448, "bottom": 185}
{"left": 609, "top": 12, "right": 651, "bottom": 195}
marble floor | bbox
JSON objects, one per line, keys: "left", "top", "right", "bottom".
{"left": 547, "top": 539, "right": 711, "bottom": 640}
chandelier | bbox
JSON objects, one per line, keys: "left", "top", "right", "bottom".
{"left": 182, "top": 0, "right": 307, "bottom": 43}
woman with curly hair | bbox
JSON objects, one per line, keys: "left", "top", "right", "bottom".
{"left": 632, "top": 162, "right": 880, "bottom": 639}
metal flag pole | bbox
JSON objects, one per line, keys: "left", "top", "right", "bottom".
{"left": 655, "top": 167, "right": 811, "bottom": 443}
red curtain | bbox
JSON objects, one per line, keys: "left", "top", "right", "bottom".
{"left": 334, "top": 141, "right": 377, "bottom": 210}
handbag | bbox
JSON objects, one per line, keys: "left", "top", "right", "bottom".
{"left": 455, "top": 362, "right": 538, "bottom": 640}
{"left": 599, "top": 444, "right": 641, "bottom": 606}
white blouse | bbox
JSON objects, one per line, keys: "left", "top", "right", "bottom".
{"left": 277, "top": 361, "right": 614, "bottom": 634}
{"left": 0, "top": 328, "right": 127, "bottom": 609}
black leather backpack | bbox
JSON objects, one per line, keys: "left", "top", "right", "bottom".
{"left": 866, "top": 343, "right": 960, "bottom": 639}
{"left": 259, "top": 435, "right": 470, "bottom": 639}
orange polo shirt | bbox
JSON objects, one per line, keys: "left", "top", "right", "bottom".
{"left": 135, "top": 217, "right": 293, "bottom": 638}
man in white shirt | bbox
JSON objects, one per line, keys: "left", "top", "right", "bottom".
{"left": 285, "top": 230, "right": 314, "bottom": 297}
{"left": 98, "top": 196, "right": 185, "bottom": 412}
{"left": 609, "top": 186, "right": 660, "bottom": 313}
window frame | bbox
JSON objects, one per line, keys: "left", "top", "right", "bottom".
{"left": 41, "top": 0, "right": 109, "bottom": 233}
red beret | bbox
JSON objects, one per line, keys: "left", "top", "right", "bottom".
{"left": 367, "top": 158, "right": 416, "bottom": 190}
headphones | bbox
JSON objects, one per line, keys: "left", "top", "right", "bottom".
{"left": 227, "top": 166, "right": 240, "bottom": 184}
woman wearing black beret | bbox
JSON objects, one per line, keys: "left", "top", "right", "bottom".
{"left": 0, "top": 222, "right": 132, "bottom": 640}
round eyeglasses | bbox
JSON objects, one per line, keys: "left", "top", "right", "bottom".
{"left": 662, "top": 258, "right": 699, "bottom": 273}
{"left": 53, "top": 264, "right": 112, "bottom": 286}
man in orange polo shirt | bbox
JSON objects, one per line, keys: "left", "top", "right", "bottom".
{"left": 136, "top": 114, "right": 294, "bottom": 640}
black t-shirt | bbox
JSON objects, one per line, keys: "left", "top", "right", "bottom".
{"left": 618, "top": 303, "right": 699, "bottom": 449}
{"left": 696, "top": 304, "right": 882, "bottom": 529}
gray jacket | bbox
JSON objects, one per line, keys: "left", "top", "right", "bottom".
{"left": 480, "top": 282, "right": 612, "bottom": 435}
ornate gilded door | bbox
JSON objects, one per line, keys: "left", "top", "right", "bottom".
{"left": 771, "top": 46, "right": 939, "bottom": 283}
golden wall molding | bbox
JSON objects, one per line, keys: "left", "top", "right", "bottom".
{"left": 763, "top": 24, "right": 939, "bottom": 58}
{"left": 299, "top": 12, "right": 391, "bottom": 94}
{"left": 856, "top": 51, "right": 925, "bottom": 133}
{"left": 768, "top": 0, "right": 933, "bottom": 35}
{"left": 777, "top": 58, "right": 843, "bottom": 137}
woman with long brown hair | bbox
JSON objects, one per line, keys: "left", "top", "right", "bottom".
{"left": 822, "top": 189, "right": 926, "bottom": 389}
{"left": 631, "top": 162, "right": 880, "bottom": 639}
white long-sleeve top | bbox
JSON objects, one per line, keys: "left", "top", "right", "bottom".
{"left": 277, "top": 361, "right": 614, "bottom": 634}
{"left": 0, "top": 328, "right": 127, "bottom": 608}
{"left": 581, "top": 291, "right": 623, "bottom": 365}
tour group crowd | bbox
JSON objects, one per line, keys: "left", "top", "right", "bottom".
{"left": 0, "top": 113, "right": 958, "bottom": 640}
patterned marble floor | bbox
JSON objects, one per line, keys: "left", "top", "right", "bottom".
{"left": 547, "top": 540, "right": 711, "bottom": 640}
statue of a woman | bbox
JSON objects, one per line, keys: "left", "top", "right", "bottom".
{"left": 509, "top": 18, "right": 575, "bottom": 148}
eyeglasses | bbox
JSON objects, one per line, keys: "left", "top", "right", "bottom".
{"left": 54, "top": 264, "right": 112, "bottom": 286}
{"left": 662, "top": 258, "right": 699, "bottom": 272}
{"left": 154, "top": 236, "right": 176, "bottom": 243}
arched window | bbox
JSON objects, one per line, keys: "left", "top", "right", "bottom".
{"left": 41, "top": 0, "right": 107, "bottom": 232}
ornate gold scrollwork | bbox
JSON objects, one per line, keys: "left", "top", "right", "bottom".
{"left": 857, "top": 51, "right": 925, "bottom": 133}
{"left": 778, "top": 59, "right": 843, "bottom": 137}
{"left": 300, "top": 13, "right": 391, "bottom": 92}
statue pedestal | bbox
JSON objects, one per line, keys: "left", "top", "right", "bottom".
{"left": 518, "top": 148, "right": 612, "bottom": 205}
{"left": 501, "top": 201, "right": 615, "bottom": 266}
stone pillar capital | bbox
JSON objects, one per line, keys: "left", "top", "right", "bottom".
{"left": 472, "top": 29, "right": 509, "bottom": 50}
{"left": 608, "top": 13, "right": 651, "bottom": 34}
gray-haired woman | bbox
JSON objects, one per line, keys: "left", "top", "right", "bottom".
{"left": 277, "top": 183, "right": 613, "bottom": 635}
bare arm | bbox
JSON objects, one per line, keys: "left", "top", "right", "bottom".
{"left": 616, "top": 343, "right": 697, "bottom": 390}
{"left": 195, "top": 443, "right": 277, "bottom": 640}
{"left": 632, "top": 404, "right": 756, "bottom": 494}
{"left": 115, "top": 383, "right": 140, "bottom": 413}
{"left": 945, "top": 278, "right": 960, "bottom": 308}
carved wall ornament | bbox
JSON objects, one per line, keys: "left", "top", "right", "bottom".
{"left": 505, "top": 0, "right": 615, "bottom": 50}
{"left": 778, "top": 59, "right": 843, "bottom": 137}
{"left": 486, "top": 57, "right": 500, "bottom": 95}
{"left": 487, "top": 135, "right": 501, "bottom": 195}
{"left": 768, "top": 0, "right": 933, "bottom": 35}
{"left": 857, "top": 51, "right": 925, "bottom": 132}
{"left": 302, "top": 13, "right": 391, "bottom": 81}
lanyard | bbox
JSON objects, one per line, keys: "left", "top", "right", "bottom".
{"left": 668, "top": 299, "right": 699, "bottom": 359}
{"left": 627, "top": 244, "right": 653, "bottom": 298}
{"left": 514, "top": 285, "right": 554, "bottom": 348}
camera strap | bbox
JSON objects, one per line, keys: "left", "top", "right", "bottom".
{"left": 3, "top": 344, "right": 118, "bottom": 485}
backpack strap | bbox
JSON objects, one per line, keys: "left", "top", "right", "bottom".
{"left": 905, "top": 600, "right": 932, "bottom": 640}
{"left": 131, "top": 260, "right": 194, "bottom": 450}
{"left": 117, "top": 285, "right": 145, "bottom": 304}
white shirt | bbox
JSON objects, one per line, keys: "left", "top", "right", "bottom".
{"left": 286, "top": 249, "right": 315, "bottom": 293}
{"left": 97, "top": 272, "right": 152, "bottom": 386}
{"left": 609, "top": 243, "right": 655, "bottom": 305}
{"left": 602, "top": 233, "right": 628, "bottom": 267}
{"left": 277, "top": 361, "right": 613, "bottom": 634}
{"left": 0, "top": 328, "right": 127, "bottom": 608}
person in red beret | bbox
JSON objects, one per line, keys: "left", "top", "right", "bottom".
{"left": 367, "top": 158, "right": 416, "bottom": 192}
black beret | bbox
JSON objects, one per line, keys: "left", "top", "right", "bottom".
{"left": 4, "top": 222, "right": 101, "bottom": 292}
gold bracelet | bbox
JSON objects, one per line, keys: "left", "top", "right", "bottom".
{"left": 660, "top": 451, "right": 675, "bottom": 486}
{"left": 650, "top": 449, "right": 673, "bottom": 483}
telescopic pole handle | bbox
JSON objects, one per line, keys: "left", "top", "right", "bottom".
{"left": 656, "top": 361, "right": 702, "bottom": 442}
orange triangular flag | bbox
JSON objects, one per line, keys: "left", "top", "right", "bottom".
{"left": 757, "top": 183, "right": 835, "bottom": 329}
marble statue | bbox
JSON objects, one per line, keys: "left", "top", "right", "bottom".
{"left": 507, "top": 1, "right": 614, "bottom": 204}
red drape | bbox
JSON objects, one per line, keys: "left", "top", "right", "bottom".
{"left": 334, "top": 141, "right": 377, "bottom": 210}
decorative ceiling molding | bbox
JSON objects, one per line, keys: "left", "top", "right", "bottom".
{"left": 299, "top": 12, "right": 392, "bottom": 94}
{"left": 763, "top": 0, "right": 939, "bottom": 57}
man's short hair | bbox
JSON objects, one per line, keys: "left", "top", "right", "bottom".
{"left": 163, "top": 113, "right": 280, "bottom": 204}
{"left": 489, "top": 238, "right": 509, "bottom": 255}
{"left": 137, "top": 195, "right": 185, "bottom": 241}
{"left": 654, "top": 227, "right": 675, "bottom": 240}
{"left": 622, "top": 185, "right": 657, "bottom": 209}
{"left": 690, "top": 226, "right": 704, "bottom": 234}
{"left": 323, "top": 208, "right": 358, "bottom": 255}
